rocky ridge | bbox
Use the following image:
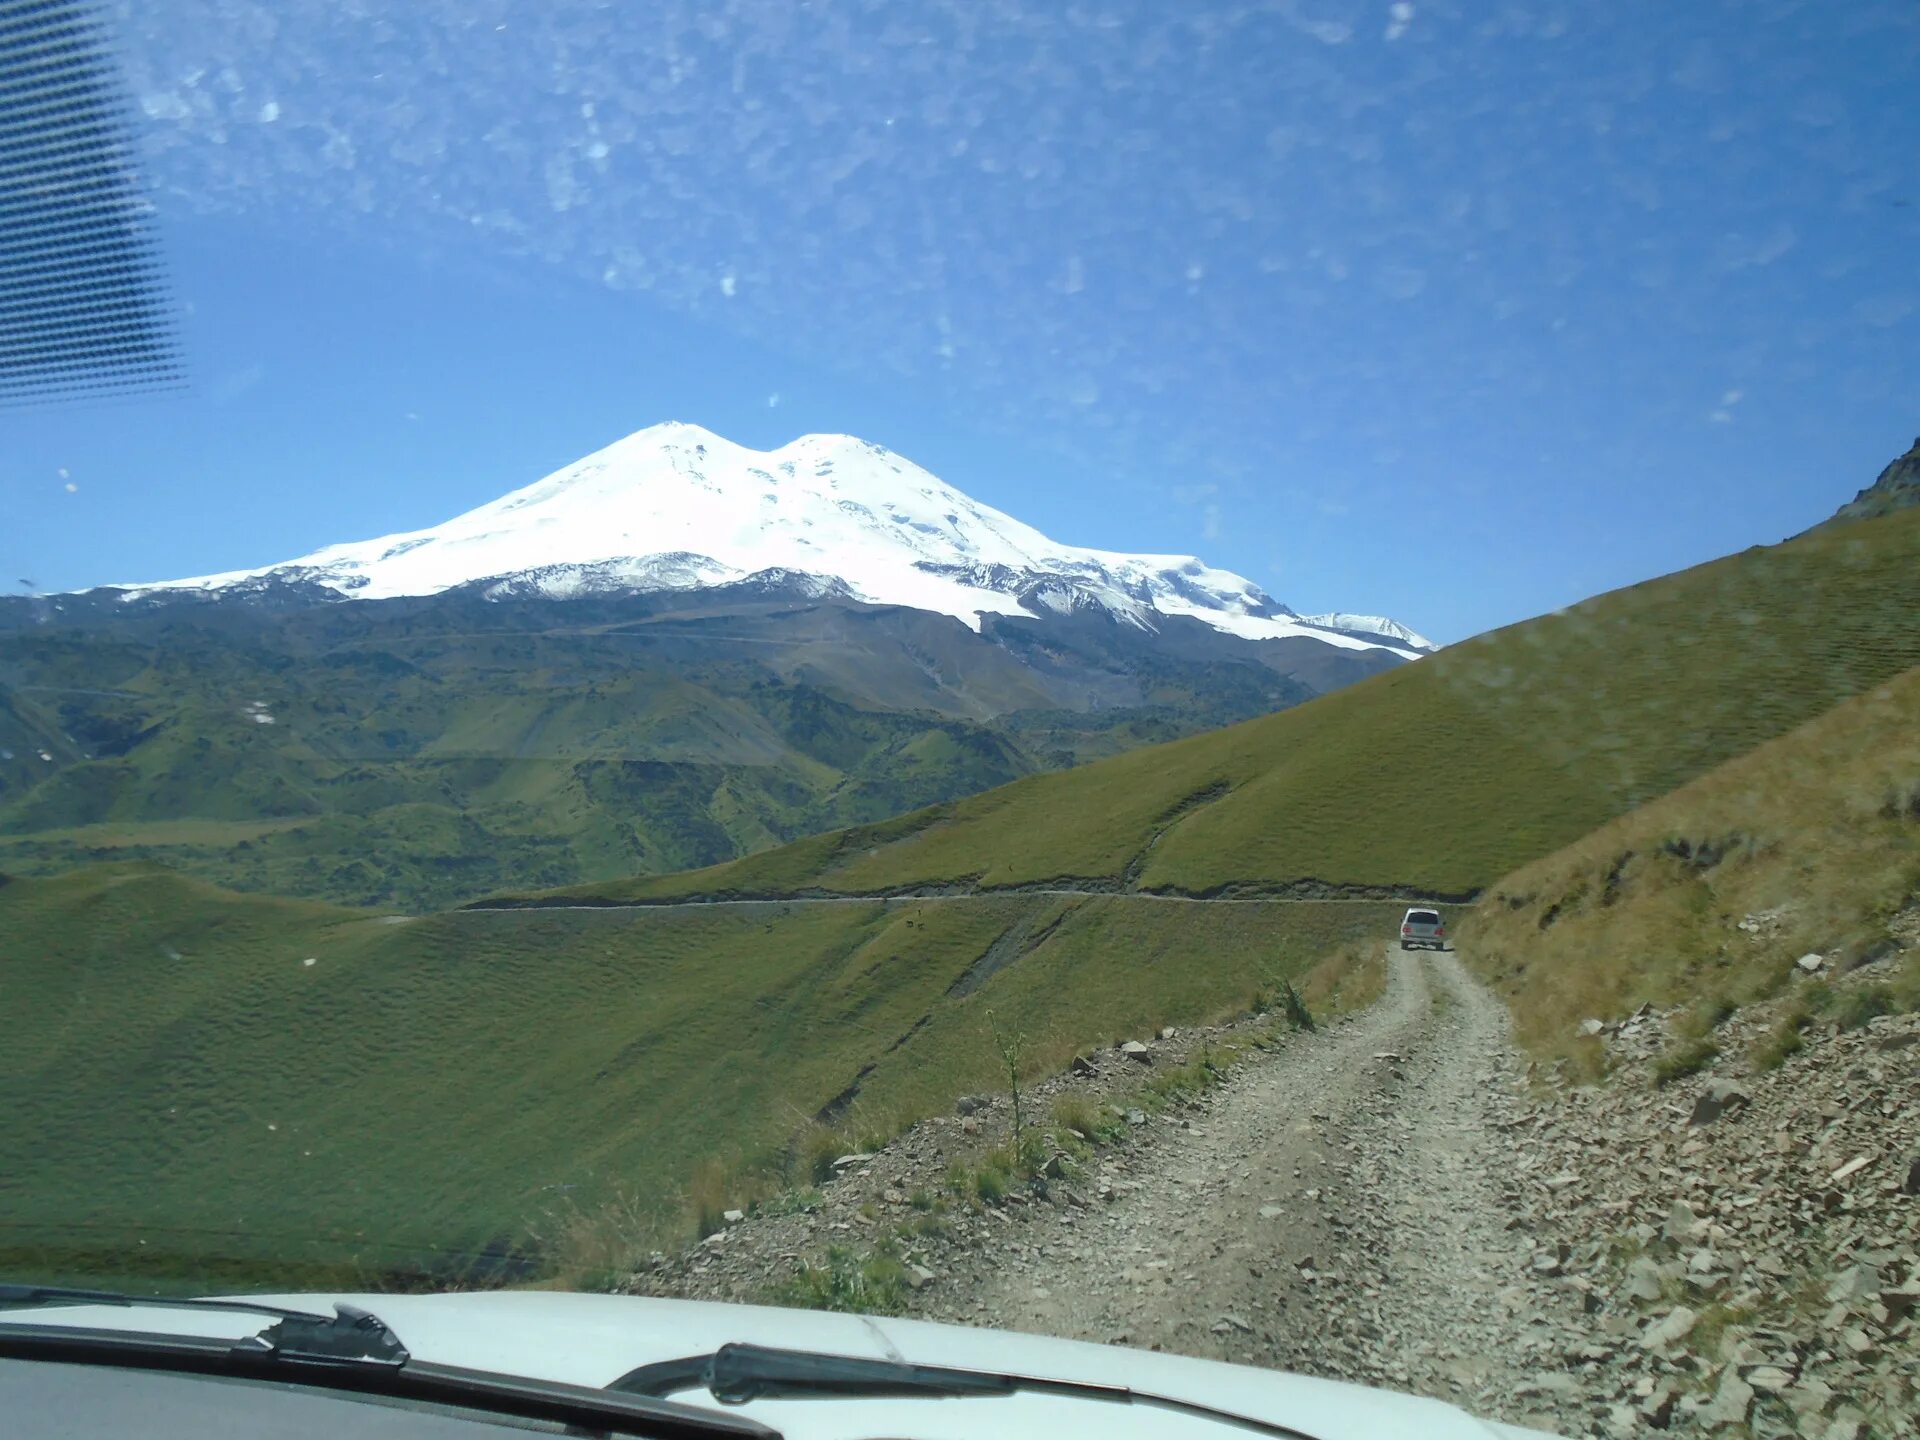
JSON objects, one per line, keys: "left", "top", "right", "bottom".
{"left": 1822, "top": 436, "right": 1920, "bottom": 530}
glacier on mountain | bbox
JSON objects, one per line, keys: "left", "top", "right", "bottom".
{"left": 114, "top": 422, "right": 1430, "bottom": 656}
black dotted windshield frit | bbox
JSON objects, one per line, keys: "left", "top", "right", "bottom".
{"left": 1, "top": 0, "right": 181, "bottom": 406}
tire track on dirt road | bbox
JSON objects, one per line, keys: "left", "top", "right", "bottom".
{"left": 914, "top": 947, "right": 1593, "bottom": 1436}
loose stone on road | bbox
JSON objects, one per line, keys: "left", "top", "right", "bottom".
{"left": 641, "top": 921, "right": 1920, "bottom": 1436}
{"left": 917, "top": 947, "right": 1587, "bottom": 1433}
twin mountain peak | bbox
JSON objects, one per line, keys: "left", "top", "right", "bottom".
{"left": 110, "top": 422, "right": 1432, "bottom": 657}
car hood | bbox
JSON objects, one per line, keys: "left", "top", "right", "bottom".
{"left": 0, "top": 1289, "right": 1562, "bottom": 1440}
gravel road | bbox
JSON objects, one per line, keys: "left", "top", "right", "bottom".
{"left": 914, "top": 946, "right": 1589, "bottom": 1435}
{"left": 641, "top": 924, "right": 1919, "bottom": 1436}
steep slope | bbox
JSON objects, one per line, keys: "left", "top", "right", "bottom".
{"left": 504, "top": 504, "right": 1920, "bottom": 905}
{"left": 103, "top": 421, "right": 1428, "bottom": 654}
{"left": 1461, "top": 664, "right": 1920, "bottom": 1064}
{"left": 0, "top": 863, "right": 1394, "bottom": 1286}
{"left": 0, "top": 684, "right": 86, "bottom": 799}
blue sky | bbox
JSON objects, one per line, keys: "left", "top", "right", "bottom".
{"left": 5, "top": 0, "right": 1917, "bottom": 645}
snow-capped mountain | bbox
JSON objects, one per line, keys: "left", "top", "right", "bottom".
{"left": 1294, "top": 613, "right": 1434, "bottom": 649}
{"left": 116, "top": 422, "right": 1431, "bottom": 655}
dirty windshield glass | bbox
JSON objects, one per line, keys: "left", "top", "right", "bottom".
{"left": 3, "top": 3, "right": 1917, "bottom": 1436}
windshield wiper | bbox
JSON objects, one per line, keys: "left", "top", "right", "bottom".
{"left": 613, "top": 1342, "right": 1321, "bottom": 1440}
{"left": 0, "top": 1290, "right": 779, "bottom": 1439}
{"left": 0, "top": 1284, "right": 338, "bottom": 1326}
{"left": 1, "top": 1286, "right": 409, "bottom": 1368}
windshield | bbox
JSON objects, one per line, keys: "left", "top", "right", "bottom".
{"left": 4, "top": 4, "right": 1918, "bottom": 1437}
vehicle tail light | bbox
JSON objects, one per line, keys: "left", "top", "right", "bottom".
{"left": 1436, "top": 926, "right": 1445, "bottom": 936}
{"left": 1401, "top": 925, "right": 1410, "bottom": 934}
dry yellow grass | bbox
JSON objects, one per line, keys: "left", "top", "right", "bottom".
{"left": 1462, "top": 667, "right": 1920, "bottom": 1070}
{"left": 1298, "top": 941, "right": 1390, "bottom": 1018}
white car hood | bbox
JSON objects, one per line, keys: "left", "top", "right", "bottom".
{"left": 0, "top": 1290, "right": 1561, "bottom": 1440}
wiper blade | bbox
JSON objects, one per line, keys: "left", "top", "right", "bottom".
{"left": 614, "top": 1342, "right": 1321, "bottom": 1440}
{"left": 0, "top": 1284, "right": 336, "bottom": 1325}
{"left": 0, "top": 1306, "right": 779, "bottom": 1439}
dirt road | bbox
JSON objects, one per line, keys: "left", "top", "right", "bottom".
{"left": 465, "top": 889, "right": 1444, "bottom": 912}
{"left": 914, "top": 946, "right": 1590, "bottom": 1433}
{"left": 644, "top": 927, "right": 1918, "bottom": 1435}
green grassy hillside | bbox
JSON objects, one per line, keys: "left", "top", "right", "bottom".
{"left": 11, "top": 507, "right": 1918, "bottom": 1291}
{"left": 507, "top": 506, "right": 1920, "bottom": 905}
{"left": 0, "top": 649, "right": 1038, "bottom": 909}
{"left": 0, "top": 590, "right": 1332, "bottom": 910}
{"left": 0, "top": 864, "right": 1393, "bottom": 1286}
{"left": 1461, "top": 665, "right": 1920, "bottom": 1069}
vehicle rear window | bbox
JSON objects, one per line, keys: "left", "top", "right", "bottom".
{"left": 1407, "top": 910, "right": 1440, "bottom": 924}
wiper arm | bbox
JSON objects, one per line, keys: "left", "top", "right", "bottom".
{"left": 240, "top": 1302, "right": 412, "bottom": 1367}
{"left": 0, "top": 1287, "right": 408, "bottom": 1368}
{"left": 0, "top": 1295, "right": 779, "bottom": 1439}
{"left": 616, "top": 1344, "right": 1013, "bottom": 1403}
{"left": 614, "top": 1342, "right": 1322, "bottom": 1440}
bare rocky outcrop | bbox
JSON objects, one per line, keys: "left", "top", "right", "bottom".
{"left": 1817, "top": 435, "right": 1920, "bottom": 531}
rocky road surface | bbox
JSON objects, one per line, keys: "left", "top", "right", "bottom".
{"left": 912, "top": 946, "right": 1584, "bottom": 1430}
{"left": 638, "top": 935, "right": 1919, "bottom": 1438}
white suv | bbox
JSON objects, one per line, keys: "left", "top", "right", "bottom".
{"left": 1400, "top": 907, "right": 1446, "bottom": 950}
